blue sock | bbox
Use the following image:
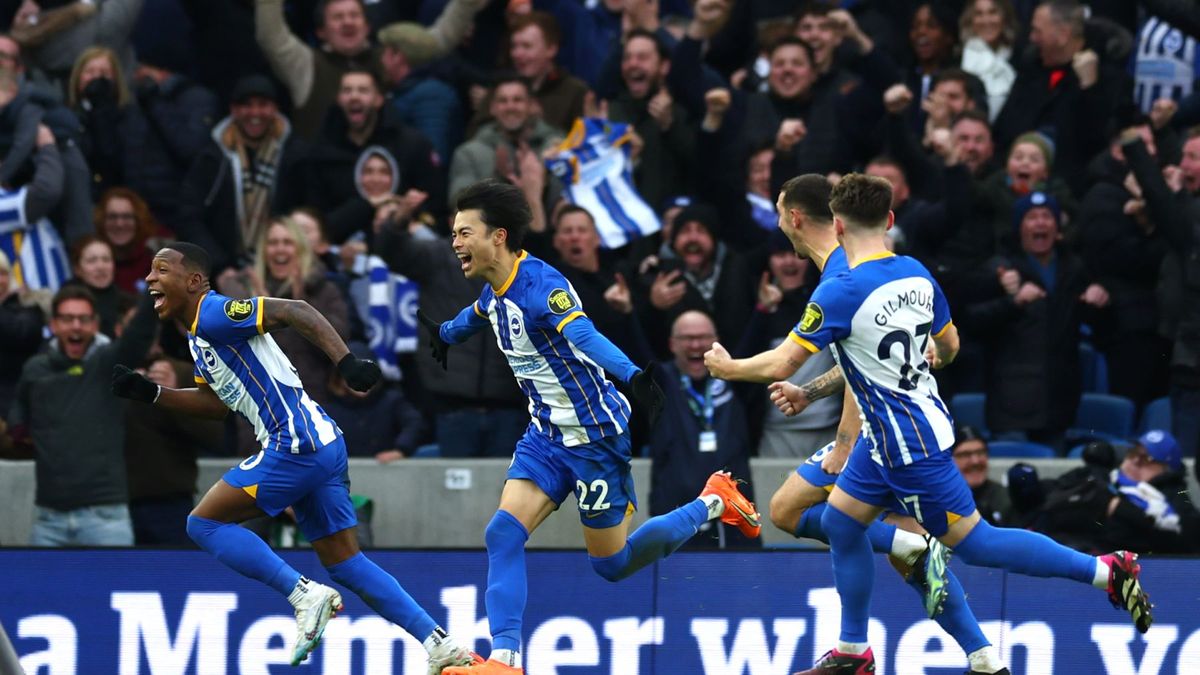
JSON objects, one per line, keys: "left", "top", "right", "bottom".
{"left": 187, "top": 515, "right": 299, "bottom": 597}
{"left": 590, "top": 499, "right": 708, "bottom": 582}
{"left": 821, "top": 505, "right": 874, "bottom": 644}
{"left": 326, "top": 552, "right": 436, "bottom": 641}
{"left": 795, "top": 503, "right": 897, "bottom": 556}
{"left": 954, "top": 519, "right": 1095, "bottom": 583}
{"left": 485, "top": 511, "right": 529, "bottom": 653}
{"left": 913, "top": 568, "right": 990, "bottom": 655}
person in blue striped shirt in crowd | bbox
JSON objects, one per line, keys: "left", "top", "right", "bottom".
{"left": 422, "top": 179, "right": 761, "bottom": 675}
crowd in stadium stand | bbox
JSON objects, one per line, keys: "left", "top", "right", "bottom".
{"left": 0, "top": 0, "right": 1197, "bottom": 553}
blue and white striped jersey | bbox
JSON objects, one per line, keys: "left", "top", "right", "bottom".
{"left": 791, "top": 252, "right": 955, "bottom": 467}
{"left": 470, "top": 252, "right": 632, "bottom": 447}
{"left": 187, "top": 290, "right": 340, "bottom": 453}
{"left": 1134, "top": 16, "right": 1198, "bottom": 112}
{"left": 0, "top": 188, "right": 68, "bottom": 291}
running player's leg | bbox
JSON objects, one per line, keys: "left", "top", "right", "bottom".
{"left": 296, "top": 441, "right": 479, "bottom": 673}
{"left": 577, "top": 434, "right": 757, "bottom": 583}
{"left": 895, "top": 451, "right": 1153, "bottom": 634}
{"left": 884, "top": 514, "right": 1007, "bottom": 674}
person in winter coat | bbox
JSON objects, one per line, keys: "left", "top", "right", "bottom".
{"left": 175, "top": 74, "right": 307, "bottom": 276}
{"left": 961, "top": 191, "right": 1110, "bottom": 450}
{"left": 93, "top": 187, "right": 156, "bottom": 294}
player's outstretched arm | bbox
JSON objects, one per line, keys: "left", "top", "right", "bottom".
{"left": 704, "top": 337, "right": 812, "bottom": 383}
{"left": 560, "top": 317, "right": 664, "bottom": 423}
{"left": 261, "top": 298, "right": 381, "bottom": 391}
{"left": 416, "top": 303, "right": 489, "bottom": 370}
{"left": 929, "top": 322, "right": 959, "bottom": 369}
{"left": 112, "top": 365, "right": 228, "bottom": 419}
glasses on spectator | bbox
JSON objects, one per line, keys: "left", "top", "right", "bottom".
{"left": 54, "top": 313, "right": 96, "bottom": 324}
{"left": 953, "top": 447, "right": 987, "bottom": 460}
{"left": 671, "top": 333, "right": 715, "bottom": 344}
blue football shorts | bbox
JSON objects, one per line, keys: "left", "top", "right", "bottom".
{"left": 835, "top": 439, "right": 977, "bottom": 537}
{"left": 508, "top": 426, "right": 637, "bottom": 529}
{"left": 222, "top": 436, "right": 358, "bottom": 542}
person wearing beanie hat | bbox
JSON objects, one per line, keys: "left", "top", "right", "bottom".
{"left": 978, "top": 129, "right": 1078, "bottom": 247}
{"left": 964, "top": 186, "right": 1108, "bottom": 450}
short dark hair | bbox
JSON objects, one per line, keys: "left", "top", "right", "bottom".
{"left": 510, "top": 11, "right": 562, "bottom": 47}
{"left": 794, "top": 0, "right": 836, "bottom": 21}
{"left": 951, "top": 108, "right": 990, "bottom": 129}
{"left": 554, "top": 204, "right": 595, "bottom": 229}
{"left": 624, "top": 28, "right": 668, "bottom": 61}
{"left": 490, "top": 70, "right": 531, "bottom": 95}
{"left": 780, "top": 174, "right": 832, "bottom": 223}
{"left": 865, "top": 155, "right": 906, "bottom": 176}
{"left": 166, "top": 242, "right": 212, "bottom": 278}
{"left": 769, "top": 35, "right": 815, "bottom": 65}
{"left": 340, "top": 66, "right": 383, "bottom": 93}
{"left": 52, "top": 283, "right": 97, "bottom": 316}
{"left": 829, "top": 173, "right": 893, "bottom": 229}
{"left": 954, "top": 425, "right": 987, "bottom": 448}
{"left": 68, "top": 234, "right": 112, "bottom": 271}
{"left": 454, "top": 179, "right": 530, "bottom": 252}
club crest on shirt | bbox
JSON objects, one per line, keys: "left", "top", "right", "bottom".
{"left": 225, "top": 299, "right": 254, "bottom": 321}
{"left": 800, "top": 302, "right": 824, "bottom": 333}
{"left": 510, "top": 315, "right": 522, "bottom": 338}
{"left": 547, "top": 288, "right": 575, "bottom": 315}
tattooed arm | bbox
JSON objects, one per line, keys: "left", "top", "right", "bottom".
{"left": 766, "top": 365, "right": 844, "bottom": 417}
{"left": 261, "top": 298, "right": 351, "bottom": 365}
{"left": 821, "top": 386, "right": 863, "bottom": 474}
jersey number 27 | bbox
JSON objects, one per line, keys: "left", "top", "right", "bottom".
{"left": 876, "top": 322, "right": 932, "bottom": 391}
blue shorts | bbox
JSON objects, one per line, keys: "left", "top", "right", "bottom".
{"left": 796, "top": 441, "right": 840, "bottom": 492}
{"left": 835, "top": 442, "right": 976, "bottom": 537}
{"left": 508, "top": 427, "right": 637, "bottom": 529}
{"left": 223, "top": 437, "right": 357, "bottom": 542}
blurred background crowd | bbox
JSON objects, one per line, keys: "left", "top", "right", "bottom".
{"left": 0, "top": 0, "right": 1197, "bottom": 553}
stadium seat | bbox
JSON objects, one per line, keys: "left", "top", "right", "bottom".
{"left": 1068, "top": 393, "right": 1136, "bottom": 443}
{"left": 1079, "top": 343, "right": 1109, "bottom": 394}
{"left": 1139, "top": 397, "right": 1172, "bottom": 435}
{"left": 988, "top": 441, "right": 1057, "bottom": 459}
{"left": 949, "top": 393, "right": 987, "bottom": 437}
{"left": 412, "top": 444, "right": 441, "bottom": 458}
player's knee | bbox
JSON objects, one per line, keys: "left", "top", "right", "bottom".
{"left": 589, "top": 552, "right": 629, "bottom": 583}
{"left": 185, "top": 515, "right": 219, "bottom": 547}
{"left": 485, "top": 511, "right": 528, "bottom": 552}
{"left": 769, "top": 491, "right": 801, "bottom": 534}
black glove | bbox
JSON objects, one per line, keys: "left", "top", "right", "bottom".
{"left": 112, "top": 364, "right": 160, "bottom": 403}
{"left": 629, "top": 362, "right": 665, "bottom": 428}
{"left": 81, "top": 77, "right": 116, "bottom": 110}
{"left": 417, "top": 309, "right": 450, "bottom": 370}
{"left": 337, "top": 353, "right": 382, "bottom": 392}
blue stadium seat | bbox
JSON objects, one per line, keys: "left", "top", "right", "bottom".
{"left": 1079, "top": 342, "right": 1109, "bottom": 394}
{"left": 412, "top": 444, "right": 441, "bottom": 458}
{"left": 1139, "top": 397, "right": 1172, "bottom": 435}
{"left": 988, "top": 441, "right": 1057, "bottom": 459}
{"left": 1068, "top": 393, "right": 1136, "bottom": 443}
{"left": 949, "top": 393, "right": 987, "bottom": 437}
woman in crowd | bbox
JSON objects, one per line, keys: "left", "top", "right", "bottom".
{"left": 63, "top": 235, "right": 130, "bottom": 337}
{"left": 94, "top": 187, "right": 157, "bottom": 294}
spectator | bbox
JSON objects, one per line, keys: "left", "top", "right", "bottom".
{"left": 648, "top": 309, "right": 760, "bottom": 548}
{"left": 962, "top": 191, "right": 1109, "bottom": 450}
{"left": 993, "top": 0, "right": 1131, "bottom": 194}
{"left": 903, "top": 2, "right": 961, "bottom": 134}
{"left": 0, "top": 57, "right": 92, "bottom": 245}
{"left": 377, "top": 23, "right": 464, "bottom": 163}
{"left": 449, "top": 74, "right": 562, "bottom": 211}
{"left": 176, "top": 74, "right": 307, "bottom": 276}
{"left": 68, "top": 46, "right": 209, "bottom": 227}
{"left": 1079, "top": 125, "right": 1171, "bottom": 408}
{"left": 1123, "top": 126, "right": 1200, "bottom": 463}
{"left": 0, "top": 249, "right": 47, "bottom": 417}
{"left": 93, "top": 187, "right": 155, "bottom": 295}
{"left": 320, "top": 344, "right": 425, "bottom": 462}
{"left": 373, "top": 202, "right": 527, "bottom": 459}
{"left": 605, "top": 28, "right": 696, "bottom": 212}
{"left": 0, "top": 121, "right": 69, "bottom": 292}
{"left": 62, "top": 235, "right": 129, "bottom": 337}
{"left": 10, "top": 0, "right": 144, "bottom": 85}
{"left": 634, "top": 203, "right": 756, "bottom": 361}
{"left": 977, "top": 131, "right": 1078, "bottom": 248}
{"left": 951, "top": 425, "right": 1014, "bottom": 526}
{"left": 217, "top": 216, "right": 350, "bottom": 418}
{"left": 504, "top": 11, "right": 589, "bottom": 134}
{"left": 1103, "top": 431, "right": 1200, "bottom": 554}
{"left": 958, "top": 0, "right": 1018, "bottom": 121}
{"left": 8, "top": 285, "right": 157, "bottom": 546}
{"left": 123, "top": 355, "right": 222, "bottom": 545}
{"left": 255, "top": 0, "right": 485, "bottom": 138}
{"left": 305, "top": 69, "right": 443, "bottom": 244}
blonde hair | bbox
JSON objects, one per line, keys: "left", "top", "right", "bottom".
{"left": 254, "top": 216, "right": 313, "bottom": 298}
{"left": 67, "top": 46, "right": 130, "bottom": 108}
{"left": 959, "top": 0, "right": 1019, "bottom": 48}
